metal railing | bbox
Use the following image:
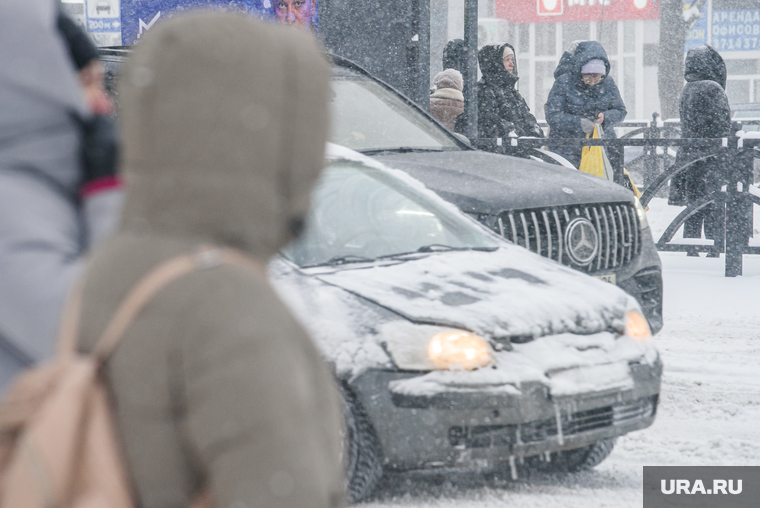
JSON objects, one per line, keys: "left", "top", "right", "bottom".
{"left": 476, "top": 116, "right": 760, "bottom": 277}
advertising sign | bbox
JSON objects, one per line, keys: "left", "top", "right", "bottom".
{"left": 685, "top": 1, "right": 708, "bottom": 51}
{"left": 496, "top": 0, "right": 659, "bottom": 23}
{"left": 538, "top": 0, "right": 563, "bottom": 16}
{"left": 711, "top": 9, "right": 760, "bottom": 51}
{"left": 88, "top": 0, "right": 318, "bottom": 46}
{"left": 84, "top": 0, "right": 122, "bottom": 46}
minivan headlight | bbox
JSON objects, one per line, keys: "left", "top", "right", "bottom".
{"left": 634, "top": 197, "right": 649, "bottom": 230}
{"left": 625, "top": 309, "right": 651, "bottom": 342}
{"left": 428, "top": 331, "right": 494, "bottom": 370}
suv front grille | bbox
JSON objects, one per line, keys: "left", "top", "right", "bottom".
{"left": 493, "top": 203, "right": 641, "bottom": 274}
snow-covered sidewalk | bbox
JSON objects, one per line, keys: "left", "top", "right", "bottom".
{"left": 365, "top": 200, "right": 760, "bottom": 507}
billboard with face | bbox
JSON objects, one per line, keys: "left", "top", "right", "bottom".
{"left": 101, "top": 0, "right": 317, "bottom": 46}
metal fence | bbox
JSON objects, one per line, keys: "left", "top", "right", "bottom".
{"left": 476, "top": 116, "right": 760, "bottom": 277}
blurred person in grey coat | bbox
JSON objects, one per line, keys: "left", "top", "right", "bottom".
{"left": 0, "top": 1, "right": 123, "bottom": 391}
{"left": 74, "top": 12, "right": 344, "bottom": 508}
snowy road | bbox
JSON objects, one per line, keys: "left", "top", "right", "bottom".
{"left": 362, "top": 199, "right": 760, "bottom": 507}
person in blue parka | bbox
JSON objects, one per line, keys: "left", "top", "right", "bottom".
{"left": 546, "top": 41, "right": 627, "bottom": 182}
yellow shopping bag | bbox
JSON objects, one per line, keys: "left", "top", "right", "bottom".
{"left": 623, "top": 168, "right": 649, "bottom": 211}
{"left": 578, "top": 124, "right": 613, "bottom": 181}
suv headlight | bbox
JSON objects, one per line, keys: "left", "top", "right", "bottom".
{"left": 634, "top": 197, "right": 649, "bottom": 230}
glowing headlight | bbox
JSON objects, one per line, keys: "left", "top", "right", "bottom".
{"left": 625, "top": 309, "right": 651, "bottom": 342}
{"left": 428, "top": 331, "right": 494, "bottom": 370}
{"left": 634, "top": 197, "right": 649, "bottom": 230}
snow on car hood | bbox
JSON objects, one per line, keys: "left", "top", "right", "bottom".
{"left": 315, "top": 247, "right": 629, "bottom": 339}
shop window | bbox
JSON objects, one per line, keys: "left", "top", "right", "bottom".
{"left": 725, "top": 59, "right": 759, "bottom": 75}
{"left": 598, "top": 21, "right": 617, "bottom": 55}
{"left": 518, "top": 58, "right": 531, "bottom": 94}
{"left": 535, "top": 61, "right": 556, "bottom": 120}
{"left": 623, "top": 21, "right": 635, "bottom": 53}
{"left": 563, "top": 22, "right": 589, "bottom": 50}
{"left": 535, "top": 23, "right": 556, "bottom": 56}
{"left": 727, "top": 80, "right": 750, "bottom": 105}
{"left": 518, "top": 24, "right": 529, "bottom": 54}
{"left": 624, "top": 57, "right": 636, "bottom": 116}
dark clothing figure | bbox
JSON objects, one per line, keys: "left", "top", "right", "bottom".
{"left": 546, "top": 41, "right": 627, "bottom": 177}
{"left": 442, "top": 39, "right": 465, "bottom": 74}
{"left": 669, "top": 44, "right": 732, "bottom": 241}
{"left": 430, "top": 69, "right": 464, "bottom": 130}
{"left": 471, "top": 43, "right": 544, "bottom": 142}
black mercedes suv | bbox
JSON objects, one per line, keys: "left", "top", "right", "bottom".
{"left": 99, "top": 47, "right": 663, "bottom": 333}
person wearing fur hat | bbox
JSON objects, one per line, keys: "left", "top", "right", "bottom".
{"left": 430, "top": 69, "right": 464, "bottom": 130}
{"left": 463, "top": 43, "right": 544, "bottom": 144}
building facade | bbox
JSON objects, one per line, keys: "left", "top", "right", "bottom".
{"left": 437, "top": 0, "right": 759, "bottom": 121}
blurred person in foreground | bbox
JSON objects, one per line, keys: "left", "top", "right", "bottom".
{"left": 457, "top": 43, "right": 544, "bottom": 144}
{"left": 546, "top": 41, "right": 626, "bottom": 182}
{"left": 75, "top": 12, "right": 344, "bottom": 508}
{"left": 668, "top": 44, "right": 732, "bottom": 253}
{"left": 430, "top": 69, "right": 464, "bottom": 130}
{"left": 0, "top": 3, "right": 121, "bottom": 391}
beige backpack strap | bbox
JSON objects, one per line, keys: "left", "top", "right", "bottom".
{"left": 91, "top": 246, "right": 265, "bottom": 364}
{"left": 57, "top": 278, "right": 86, "bottom": 358}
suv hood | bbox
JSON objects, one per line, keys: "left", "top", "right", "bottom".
{"left": 315, "top": 247, "right": 630, "bottom": 340}
{"left": 371, "top": 151, "right": 634, "bottom": 215}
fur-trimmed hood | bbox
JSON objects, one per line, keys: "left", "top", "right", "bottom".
{"left": 117, "top": 12, "right": 331, "bottom": 261}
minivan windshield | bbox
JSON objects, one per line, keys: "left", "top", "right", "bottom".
{"left": 329, "top": 68, "right": 460, "bottom": 153}
{"left": 282, "top": 161, "right": 500, "bottom": 267}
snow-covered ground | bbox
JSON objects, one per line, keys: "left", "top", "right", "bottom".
{"left": 362, "top": 198, "right": 760, "bottom": 507}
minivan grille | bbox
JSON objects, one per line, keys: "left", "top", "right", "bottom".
{"left": 448, "top": 396, "right": 657, "bottom": 449}
{"left": 494, "top": 203, "right": 641, "bottom": 273}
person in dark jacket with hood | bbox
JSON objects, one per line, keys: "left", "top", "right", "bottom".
{"left": 465, "top": 43, "right": 544, "bottom": 142}
{"left": 546, "top": 41, "right": 626, "bottom": 181}
{"left": 442, "top": 39, "right": 465, "bottom": 73}
{"left": 668, "top": 44, "right": 732, "bottom": 249}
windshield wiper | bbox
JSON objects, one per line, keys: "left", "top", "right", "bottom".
{"left": 360, "top": 147, "right": 448, "bottom": 156}
{"left": 320, "top": 254, "right": 376, "bottom": 266}
{"left": 415, "top": 244, "right": 462, "bottom": 252}
{"left": 378, "top": 245, "right": 499, "bottom": 259}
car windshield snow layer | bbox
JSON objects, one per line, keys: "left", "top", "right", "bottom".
{"left": 282, "top": 161, "right": 500, "bottom": 267}
{"left": 330, "top": 67, "right": 460, "bottom": 153}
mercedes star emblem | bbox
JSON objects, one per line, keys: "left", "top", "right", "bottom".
{"left": 565, "top": 217, "right": 599, "bottom": 266}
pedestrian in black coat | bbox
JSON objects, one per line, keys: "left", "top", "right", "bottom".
{"left": 459, "top": 43, "right": 543, "bottom": 143}
{"left": 546, "top": 41, "right": 626, "bottom": 181}
{"left": 668, "top": 45, "right": 732, "bottom": 246}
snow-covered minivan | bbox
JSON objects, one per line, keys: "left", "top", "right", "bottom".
{"left": 271, "top": 146, "right": 662, "bottom": 502}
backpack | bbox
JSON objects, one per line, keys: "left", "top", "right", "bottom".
{"left": 0, "top": 246, "right": 262, "bottom": 508}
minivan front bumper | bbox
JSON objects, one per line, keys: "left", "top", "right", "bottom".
{"left": 349, "top": 358, "right": 662, "bottom": 472}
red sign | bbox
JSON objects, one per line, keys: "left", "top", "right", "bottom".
{"left": 497, "top": 0, "right": 659, "bottom": 23}
{"left": 538, "top": 0, "right": 563, "bottom": 16}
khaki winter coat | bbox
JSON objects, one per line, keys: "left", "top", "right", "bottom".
{"left": 429, "top": 88, "right": 464, "bottom": 131}
{"left": 75, "top": 13, "right": 344, "bottom": 508}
